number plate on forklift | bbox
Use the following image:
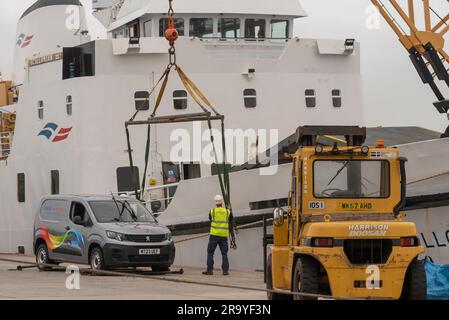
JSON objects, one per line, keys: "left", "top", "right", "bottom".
{"left": 308, "top": 201, "right": 325, "bottom": 209}
{"left": 139, "top": 248, "right": 160, "bottom": 255}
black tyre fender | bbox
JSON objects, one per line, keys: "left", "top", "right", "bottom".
{"left": 266, "top": 253, "right": 292, "bottom": 300}
{"left": 403, "top": 259, "right": 427, "bottom": 300}
{"left": 292, "top": 255, "right": 320, "bottom": 300}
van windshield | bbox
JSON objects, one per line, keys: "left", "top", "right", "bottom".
{"left": 89, "top": 200, "right": 156, "bottom": 223}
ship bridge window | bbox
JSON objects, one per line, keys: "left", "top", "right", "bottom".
{"left": 38, "top": 100, "right": 44, "bottom": 120}
{"left": 245, "top": 19, "right": 266, "bottom": 39}
{"left": 127, "top": 19, "right": 140, "bottom": 38}
{"left": 244, "top": 89, "right": 257, "bottom": 108}
{"left": 305, "top": 89, "right": 316, "bottom": 108}
{"left": 218, "top": 18, "right": 241, "bottom": 38}
{"left": 66, "top": 96, "right": 72, "bottom": 116}
{"left": 143, "top": 20, "right": 152, "bottom": 37}
{"left": 189, "top": 18, "right": 214, "bottom": 38}
{"left": 159, "top": 18, "right": 185, "bottom": 36}
{"left": 270, "top": 20, "right": 289, "bottom": 39}
{"left": 173, "top": 90, "right": 188, "bottom": 110}
{"left": 332, "top": 89, "right": 342, "bottom": 108}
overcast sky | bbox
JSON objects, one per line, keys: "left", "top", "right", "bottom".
{"left": 1, "top": 0, "right": 449, "bottom": 132}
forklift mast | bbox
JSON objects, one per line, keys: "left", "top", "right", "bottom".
{"left": 295, "top": 126, "right": 367, "bottom": 147}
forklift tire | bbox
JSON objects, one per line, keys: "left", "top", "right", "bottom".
{"left": 266, "top": 254, "right": 292, "bottom": 300}
{"left": 403, "top": 259, "right": 427, "bottom": 300}
{"left": 292, "top": 256, "right": 320, "bottom": 300}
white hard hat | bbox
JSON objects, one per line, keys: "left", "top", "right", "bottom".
{"left": 214, "top": 195, "right": 224, "bottom": 204}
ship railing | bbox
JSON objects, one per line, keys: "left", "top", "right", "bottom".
{"left": 199, "top": 36, "right": 290, "bottom": 42}
{"left": 112, "top": 183, "right": 180, "bottom": 215}
{"left": 199, "top": 37, "right": 290, "bottom": 59}
{"left": 0, "top": 131, "right": 13, "bottom": 160}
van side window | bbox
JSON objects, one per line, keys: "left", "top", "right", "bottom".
{"left": 40, "top": 200, "right": 68, "bottom": 220}
{"left": 70, "top": 202, "right": 88, "bottom": 225}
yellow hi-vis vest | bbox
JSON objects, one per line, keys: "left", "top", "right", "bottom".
{"left": 210, "top": 207, "right": 230, "bottom": 238}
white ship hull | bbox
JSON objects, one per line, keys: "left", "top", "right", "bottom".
{"left": 1, "top": 0, "right": 448, "bottom": 273}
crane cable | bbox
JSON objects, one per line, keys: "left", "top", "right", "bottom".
{"left": 124, "top": 0, "right": 237, "bottom": 249}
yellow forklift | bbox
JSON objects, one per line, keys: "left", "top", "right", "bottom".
{"left": 265, "top": 126, "right": 426, "bottom": 300}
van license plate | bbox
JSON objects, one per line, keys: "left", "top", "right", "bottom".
{"left": 139, "top": 249, "right": 160, "bottom": 255}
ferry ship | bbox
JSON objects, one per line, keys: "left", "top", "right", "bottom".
{"left": 1, "top": 0, "right": 448, "bottom": 271}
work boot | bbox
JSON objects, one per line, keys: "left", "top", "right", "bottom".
{"left": 202, "top": 270, "right": 213, "bottom": 275}
{"left": 223, "top": 271, "right": 229, "bottom": 276}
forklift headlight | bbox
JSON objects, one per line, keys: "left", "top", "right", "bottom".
{"left": 315, "top": 145, "right": 324, "bottom": 154}
{"left": 273, "top": 208, "right": 285, "bottom": 227}
{"left": 361, "top": 146, "right": 370, "bottom": 154}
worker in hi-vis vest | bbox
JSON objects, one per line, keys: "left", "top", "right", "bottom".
{"left": 203, "top": 195, "right": 233, "bottom": 276}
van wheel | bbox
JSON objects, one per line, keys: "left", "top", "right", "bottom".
{"left": 266, "top": 254, "right": 292, "bottom": 300}
{"left": 90, "top": 247, "right": 106, "bottom": 271}
{"left": 36, "top": 243, "right": 52, "bottom": 271}
{"left": 292, "top": 256, "right": 320, "bottom": 300}
{"left": 152, "top": 265, "right": 171, "bottom": 272}
{"left": 404, "top": 259, "right": 427, "bottom": 300}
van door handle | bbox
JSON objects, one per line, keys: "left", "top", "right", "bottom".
{"left": 65, "top": 226, "right": 70, "bottom": 231}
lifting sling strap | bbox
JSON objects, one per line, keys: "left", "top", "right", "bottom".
{"left": 124, "top": 0, "right": 237, "bottom": 249}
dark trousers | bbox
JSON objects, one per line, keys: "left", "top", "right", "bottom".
{"left": 207, "top": 235, "right": 229, "bottom": 272}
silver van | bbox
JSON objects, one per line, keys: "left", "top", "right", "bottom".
{"left": 33, "top": 195, "right": 175, "bottom": 271}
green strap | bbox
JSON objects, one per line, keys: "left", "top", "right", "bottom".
{"left": 140, "top": 124, "right": 151, "bottom": 199}
{"left": 125, "top": 125, "right": 140, "bottom": 200}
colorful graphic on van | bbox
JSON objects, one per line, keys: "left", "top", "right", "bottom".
{"left": 16, "top": 33, "right": 34, "bottom": 48}
{"left": 39, "top": 225, "right": 84, "bottom": 251}
{"left": 38, "top": 123, "right": 73, "bottom": 142}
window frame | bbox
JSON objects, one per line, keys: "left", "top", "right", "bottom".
{"left": 332, "top": 89, "right": 342, "bottom": 108}
{"left": 38, "top": 100, "right": 44, "bottom": 120}
{"left": 173, "top": 90, "right": 188, "bottom": 110}
{"left": 159, "top": 18, "right": 185, "bottom": 37}
{"left": 51, "top": 170, "right": 60, "bottom": 195}
{"left": 189, "top": 18, "right": 214, "bottom": 38}
{"left": 66, "top": 95, "right": 72, "bottom": 116}
{"left": 312, "top": 159, "right": 391, "bottom": 199}
{"left": 305, "top": 89, "right": 316, "bottom": 108}
{"left": 218, "top": 18, "right": 241, "bottom": 38}
{"left": 143, "top": 19, "right": 152, "bottom": 37}
{"left": 243, "top": 88, "right": 257, "bottom": 108}
{"left": 17, "top": 173, "right": 25, "bottom": 203}
{"left": 244, "top": 18, "right": 266, "bottom": 39}
{"left": 270, "top": 19, "right": 290, "bottom": 39}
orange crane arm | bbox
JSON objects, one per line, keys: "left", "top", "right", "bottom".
{"left": 371, "top": 0, "right": 449, "bottom": 114}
